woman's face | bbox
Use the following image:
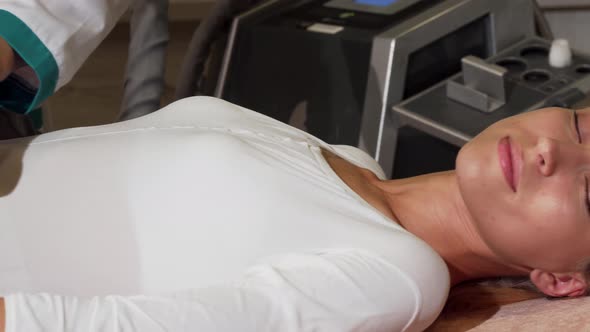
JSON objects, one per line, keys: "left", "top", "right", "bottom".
{"left": 456, "top": 107, "right": 590, "bottom": 272}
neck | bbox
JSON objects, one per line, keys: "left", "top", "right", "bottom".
{"left": 373, "top": 171, "right": 529, "bottom": 285}
{"left": 321, "top": 149, "right": 529, "bottom": 285}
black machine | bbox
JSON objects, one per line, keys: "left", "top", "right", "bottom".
{"left": 215, "top": 0, "right": 546, "bottom": 177}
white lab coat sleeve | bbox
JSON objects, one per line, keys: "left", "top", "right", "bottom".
{"left": 0, "top": 1, "right": 131, "bottom": 113}
{"left": 3, "top": 250, "right": 430, "bottom": 332}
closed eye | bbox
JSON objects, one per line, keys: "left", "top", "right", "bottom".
{"left": 574, "top": 110, "right": 582, "bottom": 143}
{"left": 586, "top": 177, "right": 590, "bottom": 215}
{"left": 575, "top": 111, "right": 590, "bottom": 214}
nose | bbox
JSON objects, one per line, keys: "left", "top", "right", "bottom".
{"left": 535, "top": 137, "right": 558, "bottom": 176}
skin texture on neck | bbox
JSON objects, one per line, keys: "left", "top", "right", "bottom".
{"left": 376, "top": 171, "right": 530, "bottom": 284}
{"left": 322, "top": 149, "right": 529, "bottom": 285}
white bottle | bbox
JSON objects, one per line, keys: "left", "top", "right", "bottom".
{"left": 549, "top": 39, "right": 573, "bottom": 68}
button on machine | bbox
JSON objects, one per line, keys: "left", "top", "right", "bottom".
{"left": 306, "top": 23, "right": 344, "bottom": 34}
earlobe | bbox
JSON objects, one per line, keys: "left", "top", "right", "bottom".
{"left": 530, "top": 269, "right": 587, "bottom": 297}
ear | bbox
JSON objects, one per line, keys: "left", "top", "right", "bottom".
{"left": 530, "top": 269, "right": 588, "bottom": 297}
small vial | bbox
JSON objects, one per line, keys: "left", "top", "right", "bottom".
{"left": 549, "top": 39, "right": 573, "bottom": 68}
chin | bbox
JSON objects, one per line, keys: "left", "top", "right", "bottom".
{"left": 456, "top": 141, "right": 489, "bottom": 190}
{"left": 456, "top": 146, "right": 485, "bottom": 210}
{"left": 456, "top": 140, "right": 507, "bottom": 217}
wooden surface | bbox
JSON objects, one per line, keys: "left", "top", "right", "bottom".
{"left": 428, "top": 284, "right": 544, "bottom": 331}
{"left": 429, "top": 283, "right": 590, "bottom": 331}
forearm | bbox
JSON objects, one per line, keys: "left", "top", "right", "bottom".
{"left": 0, "top": 36, "right": 14, "bottom": 81}
{"left": 1, "top": 1, "right": 131, "bottom": 86}
{"left": 1, "top": 297, "right": 5, "bottom": 332}
{"left": 0, "top": 1, "right": 132, "bottom": 113}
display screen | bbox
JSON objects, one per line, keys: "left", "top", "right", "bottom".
{"left": 327, "top": 0, "right": 421, "bottom": 16}
{"left": 403, "top": 15, "right": 491, "bottom": 99}
{"left": 286, "top": 0, "right": 441, "bottom": 31}
{"left": 354, "top": 0, "right": 399, "bottom": 6}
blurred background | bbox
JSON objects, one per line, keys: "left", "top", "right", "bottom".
{"left": 43, "top": 0, "right": 590, "bottom": 131}
{"left": 43, "top": 0, "right": 214, "bottom": 130}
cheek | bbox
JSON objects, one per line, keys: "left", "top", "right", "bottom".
{"left": 480, "top": 182, "right": 582, "bottom": 268}
{"left": 525, "top": 180, "right": 580, "bottom": 239}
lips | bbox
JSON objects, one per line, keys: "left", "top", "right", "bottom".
{"left": 498, "top": 137, "right": 517, "bottom": 192}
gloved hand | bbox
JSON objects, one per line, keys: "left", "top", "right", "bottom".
{"left": 0, "top": 36, "right": 15, "bottom": 81}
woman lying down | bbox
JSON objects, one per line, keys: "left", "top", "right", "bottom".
{"left": 0, "top": 96, "right": 588, "bottom": 331}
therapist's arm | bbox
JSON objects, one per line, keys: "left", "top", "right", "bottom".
{"left": 0, "top": 36, "right": 14, "bottom": 81}
{"left": 0, "top": 0, "right": 132, "bottom": 113}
